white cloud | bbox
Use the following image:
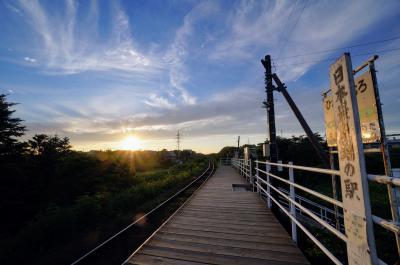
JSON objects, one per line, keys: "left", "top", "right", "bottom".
{"left": 208, "top": 0, "right": 400, "bottom": 81}
{"left": 4, "top": 2, "right": 23, "bottom": 16}
{"left": 143, "top": 94, "right": 176, "bottom": 110}
{"left": 15, "top": 0, "right": 160, "bottom": 76}
{"left": 24, "top": 56, "right": 37, "bottom": 63}
{"left": 163, "top": 1, "right": 218, "bottom": 105}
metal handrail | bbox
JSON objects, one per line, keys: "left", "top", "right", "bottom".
{"left": 256, "top": 183, "right": 343, "bottom": 265}
{"left": 256, "top": 160, "right": 340, "bottom": 175}
{"left": 232, "top": 158, "right": 395, "bottom": 265}
{"left": 233, "top": 158, "right": 344, "bottom": 264}
{"left": 256, "top": 168, "right": 343, "bottom": 208}
{"left": 368, "top": 174, "right": 400, "bottom": 187}
{"left": 277, "top": 188, "right": 345, "bottom": 231}
{"left": 278, "top": 187, "right": 343, "bottom": 218}
{"left": 257, "top": 177, "right": 347, "bottom": 242}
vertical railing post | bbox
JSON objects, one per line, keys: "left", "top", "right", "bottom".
{"left": 249, "top": 159, "right": 253, "bottom": 185}
{"left": 289, "top": 161, "right": 297, "bottom": 243}
{"left": 278, "top": 160, "right": 283, "bottom": 172}
{"left": 255, "top": 160, "right": 259, "bottom": 192}
{"left": 266, "top": 160, "right": 272, "bottom": 208}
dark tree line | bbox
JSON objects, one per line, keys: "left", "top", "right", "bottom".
{"left": 0, "top": 94, "right": 204, "bottom": 265}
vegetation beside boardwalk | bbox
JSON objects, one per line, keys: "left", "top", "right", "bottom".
{"left": 0, "top": 94, "right": 208, "bottom": 264}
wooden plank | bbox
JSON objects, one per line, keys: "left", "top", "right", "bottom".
{"left": 155, "top": 232, "right": 301, "bottom": 252}
{"left": 166, "top": 223, "right": 286, "bottom": 237}
{"left": 160, "top": 227, "right": 292, "bottom": 244}
{"left": 138, "top": 245, "right": 306, "bottom": 265}
{"left": 171, "top": 219, "right": 284, "bottom": 231}
{"left": 172, "top": 215, "right": 281, "bottom": 227}
{"left": 147, "top": 238, "right": 308, "bottom": 263}
{"left": 128, "top": 254, "right": 208, "bottom": 265}
{"left": 125, "top": 166, "right": 309, "bottom": 265}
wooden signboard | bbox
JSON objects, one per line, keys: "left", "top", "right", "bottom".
{"left": 323, "top": 94, "right": 337, "bottom": 147}
{"left": 329, "top": 54, "right": 377, "bottom": 265}
{"left": 355, "top": 70, "right": 381, "bottom": 143}
{"left": 323, "top": 69, "right": 380, "bottom": 146}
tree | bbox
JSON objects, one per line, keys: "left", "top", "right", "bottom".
{"left": 28, "top": 134, "right": 71, "bottom": 159}
{"left": 0, "top": 94, "right": 26, "bottom": 157}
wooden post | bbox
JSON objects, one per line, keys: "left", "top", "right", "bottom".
{"left": 369, "top": 60, "right": 400, "bottom": 254}
{"left": 289, "top": 162, "right": 297, "bottom": 243}
{"left": 330, "top": 53, "right": 377, "bottom": 265}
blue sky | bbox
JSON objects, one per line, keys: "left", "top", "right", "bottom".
{"left": 0, "top": 0, "right": 399, "bottom": 153}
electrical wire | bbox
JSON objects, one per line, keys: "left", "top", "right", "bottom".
{"left": 274, "top": 47, "right": 400, "bottom": 67}
{"left": 275, "top": 0, "right": 298, "bottom": 58}
{"left": 276, "top": 0, "right": 309, "bottom": 59}
{"left": 276, "top": 36, "right": 400, "bottom": 60}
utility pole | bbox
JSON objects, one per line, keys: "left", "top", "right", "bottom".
{"left": 262, "top": 55, "right": 279, "bottom": 214}
{"left": 262, "top": 55, "right": 278, "bottom": 164}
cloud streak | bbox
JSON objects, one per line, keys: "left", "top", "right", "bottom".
{"left": 15, "top": 0, "right": 160, "bottom": 76}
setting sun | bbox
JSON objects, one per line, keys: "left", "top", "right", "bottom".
{"left": 120, "top": 136, "right": 141, "bottom": 150}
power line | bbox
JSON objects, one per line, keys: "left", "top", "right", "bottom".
{"left": 275, "top": 0, "right": 298, "bottom": 58}
{"left": 276, "top": 0, "right": 309, "bottom": 59}
{"left": 276, "top": 36, "right": 400, "bottom": 60}
{"left": 275, "top": 47, "right": 400, "bottom": 67}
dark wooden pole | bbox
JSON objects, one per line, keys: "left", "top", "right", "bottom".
{"left": 261, "top": 55, "right": 279, "bottom": 214}
{"left": 261, "top": 55, "right": 278, "bottom": 164}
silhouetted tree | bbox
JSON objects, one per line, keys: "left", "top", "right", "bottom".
{"left": 0, "top": 94, "right": 25, "bottom": 157}
{"left": 28, "top": 134, "right": 71, "bottom": 159}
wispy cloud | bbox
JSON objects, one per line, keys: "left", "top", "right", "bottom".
{"left": 143, "top": 93, "right": 176, "bottom": 110}
{"left": 4, "top": 0, "right": 400, "bottom": 152}
{"left": 24, "top": 57, "right": 37, "bottom": 63}
{"left": 162, "top": 1, "right": 218, "bottom": 105}
{"left": 208, "top": 0, "right": 400, "bottom": 81}
{"left": 15, "top": 0, "right": 160, "bottom": 76}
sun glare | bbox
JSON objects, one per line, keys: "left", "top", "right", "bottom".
{"left": 120, "top": 136, "right": 141, "bottom": 150}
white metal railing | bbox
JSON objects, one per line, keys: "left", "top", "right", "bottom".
{"left": 231, "top": 158, "right": 253, "bottom": 184}
{"left": 219, "top": 158, "right": 232, "bottom": 166}
{"left": 230, "top": 158, "right": 396, "bottom": 265}
{"left": 277, "top": 187, "right": 345, "bottom": 231}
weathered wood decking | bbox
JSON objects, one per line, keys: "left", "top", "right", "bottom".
{"left": 126, "top": 166, "right": 309, "bottom": 265}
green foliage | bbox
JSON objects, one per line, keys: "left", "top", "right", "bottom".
{"left": 0, "top": 95, "right": 208, "bottom": 264}
{"left": 0, "top": 146, "right": 207, "bottom": 264}
{"left": 0, "top": 94, "right": 26, "bottom": 157}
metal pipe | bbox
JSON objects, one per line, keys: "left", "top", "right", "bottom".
{"left": 256, "top": 168, "right": 343, "bottom": 208}
{"left": 329, "top": 148, "right": 341, "bottom": 230}
{"left": 353, "top": 55, "right": 379, "bottom": 74}
{"left": 368, "top": 174, "right": 400, "bottom": 187}
{"left": 372, "top": 215, "right": 400, "bottom": 235}
{"left": 256, "top": 160, "right": 340, "bottom": 175}
{"left": 257, "top": 178, "right": 347, "bottom": 242}
{"left": 256, "top": 183, "right": 344, "bottom": 265}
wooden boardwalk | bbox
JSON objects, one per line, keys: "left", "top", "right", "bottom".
{"left": 125, "top": 166, "right": 309, "bottom": 265}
